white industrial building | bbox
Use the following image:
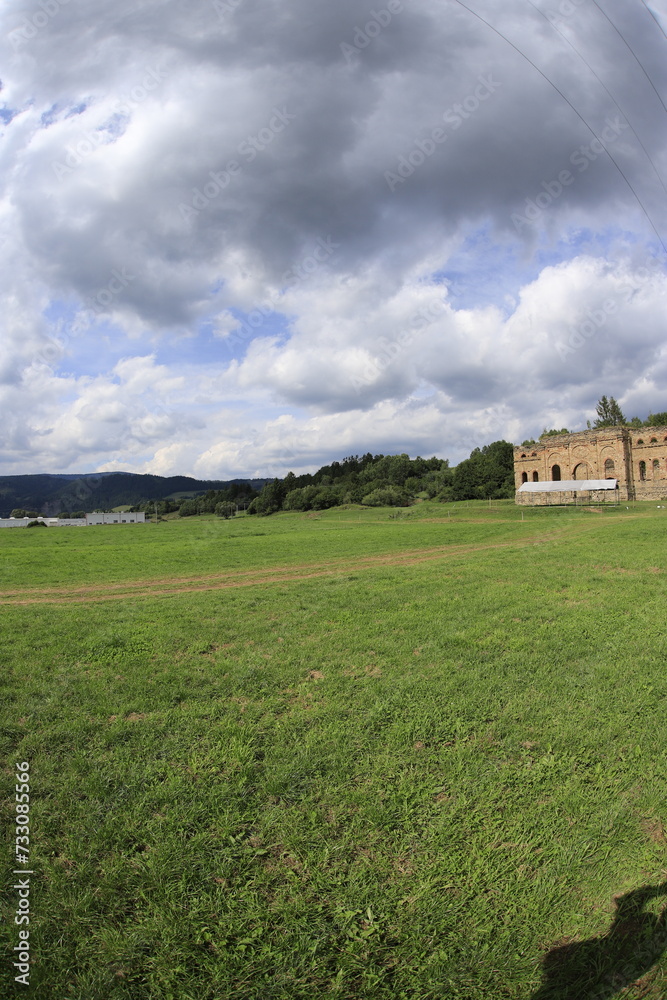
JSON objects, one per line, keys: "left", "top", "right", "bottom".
{"left": 85, "top": 512, "right": 146, "bottom": 525}
{"left": 0, "top": 512, "right": 146, "bottom": 528}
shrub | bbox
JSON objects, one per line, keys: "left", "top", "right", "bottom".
{"left": 539, "top": 428, "right": 569, "bottom": 439}
{"left": 361, "top": 486, "right": 411, "bottom": 507}
{"left": 178, "top": 500, "right": 199, "bottom": 517}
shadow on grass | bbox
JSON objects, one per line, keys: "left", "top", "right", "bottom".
{"left": 531, "top": 883, "right": 667, "bottom": 999}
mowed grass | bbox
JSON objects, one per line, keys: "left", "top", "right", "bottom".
{"left": 1, "top": 501, "right": 667, "bottom": 999}
{"left": 0, "top": 500, "right": 633, "bottom": 589}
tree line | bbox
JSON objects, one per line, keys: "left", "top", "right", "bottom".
{"left": 244, "top": 442, "right": 515, "bottom": 516}
{"left": 138, "top": 481, "right": 258, "bottom": 519}
{"left": 14, "top": 441, "right": 513, "bottom": 521}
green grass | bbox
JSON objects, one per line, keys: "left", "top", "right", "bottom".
{"left": 1, "top": 501, "right": 667, "bottom": 998}
{"left": 0, "top": 500, "right": 641, "bottom": 590}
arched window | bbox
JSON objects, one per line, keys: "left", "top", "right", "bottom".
{"left": 531, "top": 452, "right": 537, "bottom": 457}
{"left": 552, "top": 465, "right": 561, "bottom": 481}
{"left": 639, "top": 461, "right": 646, "bottom": 481}
{"left": 653, "top": 459, "right": 660, "bottom": 479}
{"left": 573, "top": 463, "right": 590, "bottom": 480}
{"left": 521, "top": 472, "right": 528, "bottom": 484}
{"left": 604, "top": 458, "right": 615, "bottom": 477}
{"left": 520, "top": 453, "right": 526, "bottom": 458}
{"left": 532, "top": 471, "right": 539, "bottom": 482}
{"left": 651, "top": 437, "right": 658, "bottom": 443}
{"left": 637, "top": 439, "right": 644, "bottom": 445}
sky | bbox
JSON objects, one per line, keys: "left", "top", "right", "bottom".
{"left": 1, "top": 0, "right": 666, "bottom": 479}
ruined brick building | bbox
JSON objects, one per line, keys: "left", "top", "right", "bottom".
{"left": 514, "top": 426, "right": 667, "bottom": 504}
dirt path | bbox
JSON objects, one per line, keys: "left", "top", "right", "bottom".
{"left": 0, "top": 519, "right": 614, "bottom": 605}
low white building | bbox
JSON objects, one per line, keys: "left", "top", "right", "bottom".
{"left": 0, "top": 517, "right": 61, "bottom": 528}
{"left": 85, "top": 512, "right": 146, "bottom": 525}
{"left": 0, "top": 512, "right": 146, "bottom": 528}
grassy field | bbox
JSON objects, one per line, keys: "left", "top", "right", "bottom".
{"left": 1, "top": 501, "right": 667, "bottom": 999}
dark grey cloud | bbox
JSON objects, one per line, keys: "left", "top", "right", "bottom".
{"left": 5, "top": 0, "right": 666, "bottom": 314}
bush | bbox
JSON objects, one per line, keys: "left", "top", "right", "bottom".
{"left": 539, "top": 428, "right": 569, "bottom": 439}
{"left": 311, "top": 488, "right": 340, "bottom": 510}
{"left": 26, "top": 520, "right": 47, "bottom": 528}
{"left": 341, "top": 485, "right": 366, "bottom": 504}
{"left": 361, "top": 486, "right": 411, "bottom": 507}
{"left": 178, "top": 500, "right": 199, "bottom": 517}
{"left": 249, "top": 480, "right": 287, "bottom": 516}
{"left": 284, "top": 487, "right": 319, "bottom": 511}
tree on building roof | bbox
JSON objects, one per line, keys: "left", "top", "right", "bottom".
{"left": 593, "top": 396, "right": 626, "bottom": 427}
{"left": 539, "top": 428, "right": 569, "bottom": 439}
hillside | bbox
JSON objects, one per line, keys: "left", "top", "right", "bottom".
{"left": 0, "top": 472, "right": 270, "bottom": 517}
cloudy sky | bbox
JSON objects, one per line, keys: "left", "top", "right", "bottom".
{"left": 1, "top": 0, "right": 666, "bottom": 478}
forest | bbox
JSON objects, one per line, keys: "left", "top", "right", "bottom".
{"left": 172, "top": 440, "right": 516, "bottom": 517}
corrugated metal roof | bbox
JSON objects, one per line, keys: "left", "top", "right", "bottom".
{"left": 517, "top": 479, "right": 617, "bottom": 493}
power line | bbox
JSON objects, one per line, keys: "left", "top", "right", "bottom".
{"left": 639, "top": 1, "right": 667, "bottom": 42}
{"left": 450, "top": 0, "right": 667, "bottom": 254}
{"left": 588, "top": 0, "right": 667, "bottom": 112}
{"left": 524, "top": 0, "right": 667, "bottom": 196}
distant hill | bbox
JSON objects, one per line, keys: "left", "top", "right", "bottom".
{"left": 0, "top": 473, "right": 271, "bottom": 517}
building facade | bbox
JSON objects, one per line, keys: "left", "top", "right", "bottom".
{"left": 84, "top": 512, "right": 146, "bottom": 525}
{"left": 514, "top": 426, "right": 667, "bottom": 504}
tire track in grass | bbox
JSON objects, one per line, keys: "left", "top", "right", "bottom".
{"left": 0, "top": 519, "right": 622, "bottom": 605}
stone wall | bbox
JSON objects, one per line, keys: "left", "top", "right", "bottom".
{"left": 515, "top": 486, "right": 629, "bottom": 506}
{"left": 632, "top": 429, "right": 667, "bottom": 500}
{"left": 514, "top": 426, "right": 667, "bottom": 504}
